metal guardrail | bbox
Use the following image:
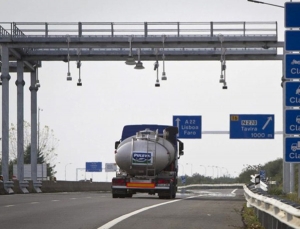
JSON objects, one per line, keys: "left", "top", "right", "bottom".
{"left": 244, "top": 184, "right": 300, "bottom": 229}
{"left": 178, "top": 183, "right": 244, "bottom": 189}
{"left": 0, "top": 21, "right": 277, "bottom": 38}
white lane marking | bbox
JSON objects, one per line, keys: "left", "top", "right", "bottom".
{"left": 5, "top": 205, "right": 14, "bottom": 207}
{"left": 30, "top": 202, "right": 39, "bottom": 204}
{"left": 51, "top": 200, "right": 60, "bottom": 202}
{"left": 98, "top": 195, "right": 202, "bottom": 229}
{"left": 70, "top": 198, "right": 77, "bottom": 200}
{"left": 231, "top": 189, "right": 237, "bottom": 194}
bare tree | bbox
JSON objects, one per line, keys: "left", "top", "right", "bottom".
{"left": 9, "top": 121, "right": 59, "bottom": 166}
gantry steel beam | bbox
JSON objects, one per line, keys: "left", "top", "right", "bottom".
{"left": 0, "top": 21, "right": 283, "bottom": 69}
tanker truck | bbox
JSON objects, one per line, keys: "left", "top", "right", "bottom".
{"left": 111, "top": 124, "right": 184, "bottom": 199}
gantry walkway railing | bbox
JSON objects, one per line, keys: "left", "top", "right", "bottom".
{"left": 0, "top": 21, "right": 282, "bottom": 65}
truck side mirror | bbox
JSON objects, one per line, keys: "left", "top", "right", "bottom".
{"left": 178, "top": 140, "right": 184, "bottom": 156}
{"left": 115, "top": 141, "right": 120, "bottom": 150}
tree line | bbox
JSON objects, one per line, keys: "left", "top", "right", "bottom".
{"left": 178, "top": 158, "right": 284, "bottom": 190}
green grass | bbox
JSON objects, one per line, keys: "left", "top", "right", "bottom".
{"left": 241, "top": 203, "right": 265, "bottom": 229}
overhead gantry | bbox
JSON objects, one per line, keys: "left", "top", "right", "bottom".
{"left": 0, "top": 21, "right": 283, "bottom": 193}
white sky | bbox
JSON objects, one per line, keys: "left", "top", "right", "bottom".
{"left": 0, "top": 0, "right": 288, "bottom": 181}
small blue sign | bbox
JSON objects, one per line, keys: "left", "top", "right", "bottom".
{"left": 285, "top": 31, "right": 300, "bottom": 51}
{"left": 285, "top": 54, "right": 300, "bottom": 79}
{"left": 285, "top": 2, "right": 300, "bottom": 28}
{"left": 259, "top": 170, "right": 266, "bottom": 180}
{"left": 173, "top": 115, "right": 201, "bottom": 139}
{"left": 86, "top": 162, "right": 102, "bottom": 172}
{"left": 285, "top": 82, "right": 300, "bottom": 106}
{"left": 285, "top": 110, "right": 300, "bottom": 134}
{"left": 181, "top": 176, "right": 186, "bottom": 184}
{"left": 230, "top": 114, "right": 274, "bottom": 139}
{"left": 285, "top": 137, "right": 300, "bottom": 162}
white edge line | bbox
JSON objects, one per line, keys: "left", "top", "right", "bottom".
{"left": 98, "top": 195, "right": 202, "bottom": 229}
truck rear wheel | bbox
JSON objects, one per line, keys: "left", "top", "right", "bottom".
{"left": 112, "top": 194, "right": 118, "bottom": 198}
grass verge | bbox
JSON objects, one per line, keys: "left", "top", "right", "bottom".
{"left": 241, "top": 203, "right": 265, "bottom": 229}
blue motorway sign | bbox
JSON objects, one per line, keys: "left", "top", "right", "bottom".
{"left": 173, "top": 115, "right": 201, "bottom": 139}
{"left": 230, "top": 114, "right": 274, "bottom": 139}
{"left": 285, "top": 54, "right": 300, "bottom": 79}
{"left": 86, "top": 162, "right": 102, "bottom": 172}
{"left": 285, "top": 82, "right": 300, "bottom": 106}
{"left": 285, "top": 110, "right": 300, "bottom": 134}
{"left": 259, "top": 170, "right": 266, "bottom": 180}
{"left": 285, "top": 137, "right": 300, "bottom": 162}
{"left": 285, "top": 31, "right": 300, "bottom": 51}
{"left": 285, "top": 2, "right": 300, "bottom": 28}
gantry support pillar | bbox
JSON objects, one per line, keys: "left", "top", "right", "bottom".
{"left": 1, "top": 46, "right": 13, "bottom": 194}
{"left": 30, "top": 71, "right": 42, "bottom": 193}
{"left": 16, "top": 60, "right": 29, "bottom": 193}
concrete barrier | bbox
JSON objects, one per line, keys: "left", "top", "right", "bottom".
{"left": 40, "top": 180, "right": 111, "bottom": 193}
{"left": 0, "top": 180, "right": 112, "bottom": 194}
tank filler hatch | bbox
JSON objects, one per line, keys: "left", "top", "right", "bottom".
{"left": 135, "top": 128, "right": 159, "bottom": 141}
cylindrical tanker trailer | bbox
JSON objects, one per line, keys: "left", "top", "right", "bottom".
{"left": 111, "top": 124, "right": 184, "bottom": 199}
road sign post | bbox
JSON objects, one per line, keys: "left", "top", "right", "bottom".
{"left": 173, "top": 115, "right": 201, "bottom": 139}
{"left": 229, "top": 114, "right": 274, "bottom": 139}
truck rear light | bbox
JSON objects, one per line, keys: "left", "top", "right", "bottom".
{"left": 157, "top": 179, "right": 169, "bottom": 184}
{"left": 112, "top": 179, "right": 126, "bottom": 186}
{"left": 157, "top": 179, "right": 170, "bottom": 187}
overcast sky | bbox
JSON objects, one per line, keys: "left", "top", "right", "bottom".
{"left": 0, "top": 0, "right": 287, "bottom": 181}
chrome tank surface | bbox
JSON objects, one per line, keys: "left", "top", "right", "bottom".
{"left": 115, "top": 130, "right": 175, "bottom": 176}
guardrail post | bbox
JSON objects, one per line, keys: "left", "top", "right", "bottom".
{"left": 276, "top": 21, "right": 278, "bottom": 42}
{"left": 274, "top": 206, "right": 279, "bottom": 215}
{"left": 210, "top": 22, "right": 213, "bottom": 37}
{"left": 243, "top": 22, "right": 246, "bottom": 36}
{"left": 45, "top": 23, "right": 48, "bottom": 37}
{"left": 111, "top": 23, "right": 114, "bottom": 37}
{"left": 286, "top": 213, "right": 293, "bottom": 222}
{"left": 177, "top": 22, "right": 180, "bottom": 37}
{"left": 12, "top": 22, "right": 16, "bottom": 37}
{"left": 144, "top": 22, "right": 147, "bottom": 37}
{"left": 78, "top": 22, "right": 82, "bottom": 37}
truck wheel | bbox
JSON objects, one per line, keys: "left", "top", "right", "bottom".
{"left": 126, "top": 194, "right": 133, "bottom": 198}
{"left": 112, "top": 194, "right": 118, "bottom": 198}
{"left": 172, "top": 193, "right": 176, "bottom": 199}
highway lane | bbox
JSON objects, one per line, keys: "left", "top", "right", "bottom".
{"left": 0, "top": 188, "right": 245, "bottom": 229}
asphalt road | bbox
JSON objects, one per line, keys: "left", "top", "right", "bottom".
{"left": 0, "top": 188, "right": 245, "bottom": 229}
